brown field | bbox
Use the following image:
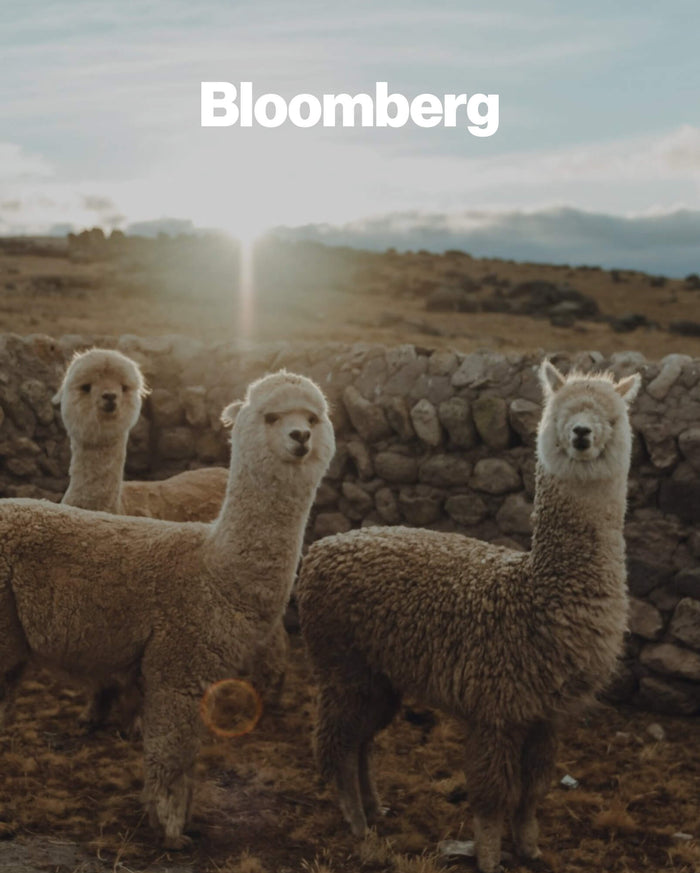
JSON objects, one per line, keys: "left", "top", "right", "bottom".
{"left": 0, "top": 234, "right": 699, "bottom": 358}
{"left": 1, "top": 638, "right": 699, "bottom": 873}
{"left": 0, "top": 234, "right": 699, "bottom": 872}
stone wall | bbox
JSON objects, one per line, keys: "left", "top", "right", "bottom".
{"left": 1, "top": 332, "right": 699, "bottom": 714}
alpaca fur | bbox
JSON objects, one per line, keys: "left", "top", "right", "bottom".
{"left": 297, "top": 362, "right": 640, "bottom": 873}
{"left": 0, "top": 371, "right": 335, "bottom": 848}
{"left": 55, "top": 348, "right": 228, "bottom": 521}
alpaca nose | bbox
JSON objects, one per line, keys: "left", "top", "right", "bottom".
{"left": 102, "top": 392, "right": 117, "bottom": 403}
{"left": 572, "top": 424, "right": 591, "bottom": 450}
{"left": 573, "top": 425, "right": 591, "bottom": 438}
{"left": 290, "top": 429, "right": 310, "bottom": 445}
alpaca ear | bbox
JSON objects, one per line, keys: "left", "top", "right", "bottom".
{"left": 615, "top": 373, "right": 641, "bottom": 405}
{"left": 539, "top": 360, "right": 566, "bottom": 395}
{"left": 220, "top": 400, "right": 243, "bottom": 428}
{"left": 138, "top": 380, "right": 151, "bottom": 399}
{"left": 51, "top": 388, "right": 62, "bottom": 405}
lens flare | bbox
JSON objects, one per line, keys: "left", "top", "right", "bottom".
{"left": 199, "top": 678, "right": 263, "bottom": 738}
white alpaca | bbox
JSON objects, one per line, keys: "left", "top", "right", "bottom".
{"left": 0, "top": 371, "right": 335, "bottom": 848}
{"left": 297, "top": 362, "right": 640, "bottom": 873}
{"left": 55, "top": 348, "right": 228, "bottom": 520}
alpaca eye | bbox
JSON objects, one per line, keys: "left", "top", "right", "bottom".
{"left": 80, "top": 383, "right": 91, "bottom": 393}
{"left": 308, "top": 413, "right": 319, "bottom": 426}
{"left": 122, "top": 385, "right": 130, "bottom": 393}
{"left": 265, "top": 413, "right": 279, "bottom": 425}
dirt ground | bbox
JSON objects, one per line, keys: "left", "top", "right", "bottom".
{"left": 1, "top": 636, "right": 699, "bottom": 873}
{"left": 0, "top": 235, "right": 699, "bottom": 872}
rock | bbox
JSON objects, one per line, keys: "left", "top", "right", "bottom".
{"left": 315, "top": 482, "right": 340, "bottom": 508}
{"left": 628, "top": 598, "right": 664, "bottom": 640}
{"left": 669, "top": 320, "right": 700, "bottom": 337}
{"left": 341, "top": 481, "right": 374, "bottom": 515}
{"left": 346, "top": 440, "right": 374, "bottom": 480}
{"left": 313, "top": 512, "right": 352, "bottom": 538}
{"left": 398, "top": 487, "right": 442, "bottom": 525}
{"left": 157, "top": 427, "right": 195, "bottom": 460}
{"left": 425, "top": 287, "right": 478, "bottom": 312}
{"left": 444, "top": 493, "right": 488, "bottom": 526}
{"left": 4, "top": 456, "right": 39, "bottom": 477}
{"left": 342, "top": 386, "right": 392, "bottom": 442}
{"left": 383, "top": 396, "right": 415, "bottom": 440}
{"left": 149, "top": 388, "right": 184, "bottom": 428}
{"left": 471, "top": 458, "right": 521, "bottom": 494}
{"left": 375, "top": 487, "right": 400, "bottom": 524}
{"left": 610, "top": 313, "right": 652, "bottom": 333}
{"left": 671, "top": 833, "right": 694, "bottom": 845}
{"left": 669, "top": 598, "right": 700, "bottom": 649}
{"left": 640, "top": 642, "right": 700, "bottom": 681}
{"left": 451, "top": 354, "right": 487, "bottom": 388}
{"left": 472, "top": 395, "right": 510, "bottom": 449}
{"left": 632, "top": 565, "right": 672, "bottom": 609}
{"left": 182, "top": 386, "right": 209, "bottom": 428}
{"left": 639, "top": 422, "right": 678, "bottom": 469}
{"left": 659, "top": 480, "right": 700, "bottom": 523}
{"left": 647, "top": 354, "right": 690, "bottom": 400}
{"left": 428, "top": 349, "right": 458, "bottom": 377}
{"left": 637, "top": 676, "right": 700, "bottom": 715}
{"left": 496, "top": 492, "right": 533, "bottom": 535}
{"left": 678, "top": 427, "right": 700, "bottom": 473}
{"left": 374, "top": 451, "right": 419, "bottom": 484}
{"left": 419, "top": 455, "right": 472, "bottom": 488}
{"left": 671, "top": 568, "right": 700, "bottom": 599}
{"left": 508, "top": 398, "right": 540, "bottom": 445}
{"left": 646, "top": 723, "right": 666, "bottom": 742}
{"left": 19, "top": 380, "right": 54, "bottom": 426}
{"left": 410, "top": 399, "right": 442, "bottom": 446}
{"left": 438, "top": 397, "right": 477, "bottom": 448}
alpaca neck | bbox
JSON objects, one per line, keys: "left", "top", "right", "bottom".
{"left": 62, "top": 436, "right": 126, "bottom": 514}
{"left": 529, "top": 463, "right": 628, "bottom": 586}
{"left": 207, "top": 456, "right": 318, "bottom": 625}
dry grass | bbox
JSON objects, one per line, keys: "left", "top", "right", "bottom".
{"left": 2, "top": 239, "right": 699, "bottom": 359}
{"left": 1, "top": 636, "right": 699, "bottom": 873}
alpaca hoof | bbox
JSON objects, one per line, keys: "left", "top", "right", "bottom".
{"left": 163, "top": 833, "right": 194, "bottom": 851}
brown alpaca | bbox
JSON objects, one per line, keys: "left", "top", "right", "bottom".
{"left": 55, "top": 348, "right": 228, "bottom": 521}
{"left": 297, "top": 362, "right": 640, "bottom": 873}
{"left": 0, "top": 372, "right": 335, "bottom": 848}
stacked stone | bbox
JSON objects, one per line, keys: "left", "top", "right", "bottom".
{"left": 0, "top": 333, "right": 699, "bottom": 714}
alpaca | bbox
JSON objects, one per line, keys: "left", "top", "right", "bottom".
{"left": 297, "top": 362, "right": 640, "bottom": 873}
{"left": 55, "top": 348, "right": 228, "bottom": 521}
{"left": 0, "top": 371, "right": 335, "bottom": 848}
{"left": 54, "top": 348, "right": 239, "bottom": 729}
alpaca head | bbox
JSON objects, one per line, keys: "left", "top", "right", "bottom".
{"left": 54, "top": 349, "right": 148, "bottom": 447}
{"left": 221, "top": 371, "right": 335, "bottom": 485}
{"left": 536, "top": 361, "right": 640, "bottom": 482}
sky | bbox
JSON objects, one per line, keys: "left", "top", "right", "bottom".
{"left": 2, "top": 0, "right": 700, "bottom": 273}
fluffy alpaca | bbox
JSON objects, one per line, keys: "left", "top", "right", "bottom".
{"left": 55, "top": 348, "right": 228, "bottom": 521}
{"left": 297, "top": 362, "right": 640, "bottom": 873}
{"left": 0, "top": 371, "right": 335, "bottom": 847}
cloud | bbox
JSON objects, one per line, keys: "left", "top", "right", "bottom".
{"left": 270, "top": 206, "right": 700, "bottom": 277}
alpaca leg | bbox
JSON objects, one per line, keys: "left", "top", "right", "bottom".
{"left": 464, "top": 722, "right": 523, "bottom": 873}
{"left": 358, "top": 741, "right": 381, "bottom": 821}
{"left": 78, "top": 682, "right": 121, "bottom": 731}
{"left": 0, "top": 581, "right": 29, "bottom": 728}
{"left": 358, "top": 678, "right": 400, "bottom": 822}
{"left": 0, "top": 661, "right": 27, "bottom": 728}
{"left": 142, "top": 688, "right": 200, "bottom": 849}
{"left": 511, "top": 720, "right": 557, "bottom": 860}
{"left": 315, "top": 683, "right": 367, "bottom": 838}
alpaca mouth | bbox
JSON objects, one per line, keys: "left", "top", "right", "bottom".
{"left": 101, "top": 402, "right": 117, "bottom": 414}
{"left": 572, "top": 436, "right": 590, "bottom": 452}
{"left": 291, "top": 444, "right": 309, "bottom": 458}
